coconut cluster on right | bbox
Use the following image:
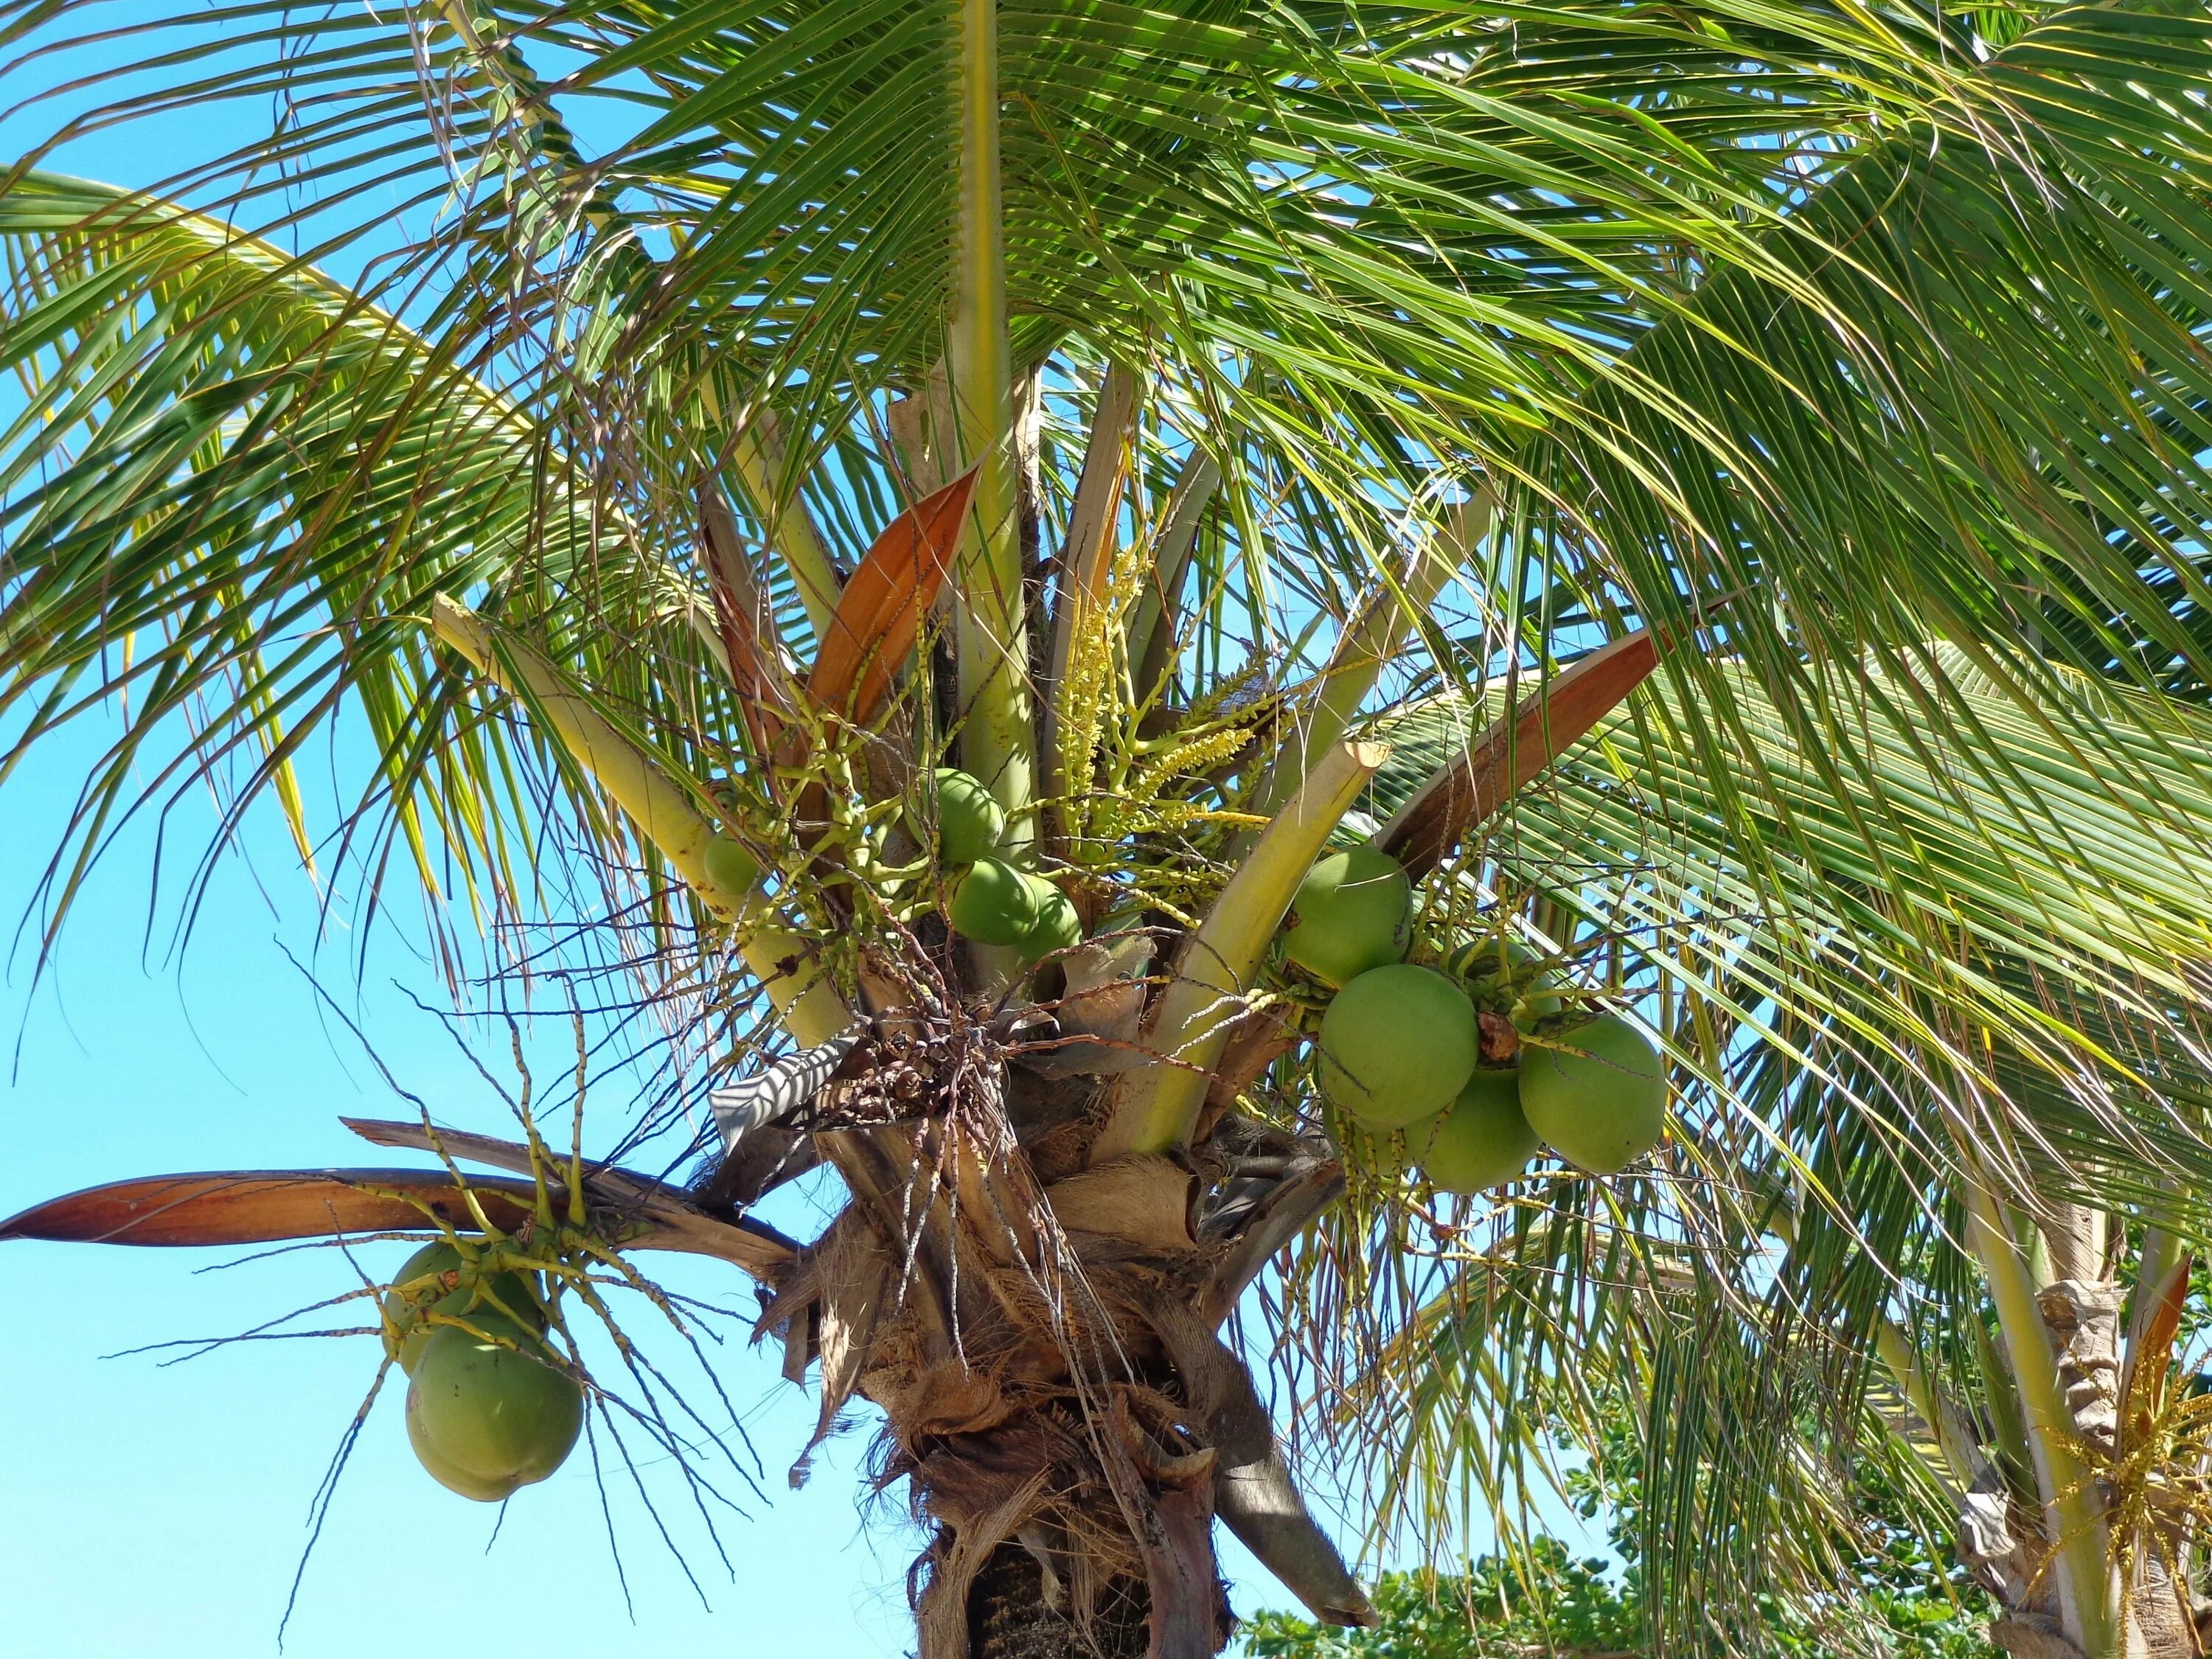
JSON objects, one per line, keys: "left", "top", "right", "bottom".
{"left": 1281, "top": 846, "right": 1667, "bottom": 1189}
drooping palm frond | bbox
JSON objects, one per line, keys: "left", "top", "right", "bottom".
{"left": 0, "top": 172, "right": 759, "bottom": 966}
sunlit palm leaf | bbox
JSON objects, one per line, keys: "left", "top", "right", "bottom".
{"left": 0, "top": 173, "right": 734, "bottom": 951}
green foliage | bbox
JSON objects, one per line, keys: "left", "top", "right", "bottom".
{"left": 1245, "top": 1548, "right": 1639, "bottom": 1659}
{"left": 1244, "top": 1514, "right": 1996, "bottom": 1658}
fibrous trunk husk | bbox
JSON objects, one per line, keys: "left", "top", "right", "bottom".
{"left": 718, "top": 987, "right": 1359, "bottom": 1659}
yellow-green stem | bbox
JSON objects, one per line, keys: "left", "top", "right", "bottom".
{"left": 1244, "top": 496, "right": 1484, "bottom": 828}
{"left": 1870, "top": 1318, "right": 1983, "bottom": 1496}
{"left": 695, "top": 378, "right": 842, "bottom": 641}
{"left": 1092, "top": 740, "right": 1387, "bottom": 1162}
{"left": 1127, "top": 449, "right": 1221, "bottom": 706}
{"left": 947, "top": 0, "right": 1033, "bottom": 844}
{"left": 1964, "top": 1179, "right": 2119, "bottom": 1657}
{"left": 429, "top": 596, "right": 849, "bottom": 1045}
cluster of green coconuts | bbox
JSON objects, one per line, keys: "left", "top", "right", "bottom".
{"left": 382, "top": 1241, "right": 583, "bottom": 1503}
{"left": 1287, "top": 846, "right": 1667, "bottom": 1187}
{"left": 922, "top": 768, "right": 1663, "bottom": 1183}
{"left": 933, "top": 769, "right": 1085, "bottom": 961}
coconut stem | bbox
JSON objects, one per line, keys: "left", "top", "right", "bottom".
{"left": 1091, "top": 740, "right": 1386, "bottom": 1162}
{"left": 429, "top": 596, "right": 849, "bottom": 1045}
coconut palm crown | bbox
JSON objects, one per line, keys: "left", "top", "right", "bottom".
{"left": 8, "top": 0, "right": 2212, "bottom": 1655}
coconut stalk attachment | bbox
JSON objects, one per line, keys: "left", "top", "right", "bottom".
{"left": 1240, "top": 496, "right": 1488, "bottom": 833}
{"left": 430, "top": 594, "right": 740, "bottom": 911}
{"left": 428, "top": 594, "right": 851, "bottom": 1048}
{"left": 1090, "top": 739, "right": 1388, "bottom": 1163}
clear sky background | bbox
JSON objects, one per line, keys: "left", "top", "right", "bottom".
{"left": 0, "top": 12, "right": 1402, "bottom": 1652}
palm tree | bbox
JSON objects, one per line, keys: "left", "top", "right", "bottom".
{"left": 7, "top": 1, "right": 2212, "bottom": 1655}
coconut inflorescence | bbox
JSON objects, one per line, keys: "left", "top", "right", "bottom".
{"left": 1447, "top": 934, "right": 1563, "bottom": 1026}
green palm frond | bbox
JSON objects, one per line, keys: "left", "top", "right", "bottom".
{"left": 0, "top": 173, "right": 733, "bottom": 955}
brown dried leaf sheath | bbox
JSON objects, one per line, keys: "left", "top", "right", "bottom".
{"left": 0, "top": 1169, "right": 542, "bottom": 1247}
{"left": 807, "top": 467, "right": 978, "bottom": 726}
{"left": 1, "top": 1160, "right": 799, "bottom": 1281}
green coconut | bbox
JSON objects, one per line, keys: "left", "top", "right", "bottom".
{"left": 702, "top": 834, "right": 760, "bottom": 899}
{"left": 381, "top": 1240, "right": 546, "bottom": 1376}
{"left": 1281, "top": 847, "right": 1412, "bottom": 989}
{"left": 1417, "top": 1066, "right": 1540, "bottom": 1194}
{"left": 1318, "top": 964, "right": 1478, "bottom": 1130}
{"left": 405, "top": 1313, "right": 583, "bottom": 1503}
{"left": 949, "top": 856, "right": 1039, "bottom": 946}
{"left": 1518, "top": 1015, "right": 1666, "bottom": 1176}
{"left": 933, "top": 768, "right": 1006, "bottom": 866}
{"left": 406, "top": 1423, "right": 515, "bottom": 1504}
{"left": 1015, "top": 875, "right": 1082, "bottom": 962}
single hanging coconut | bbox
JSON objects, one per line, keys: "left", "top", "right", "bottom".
{"left": 702, "top": 833, "right": 760, "bottom": 899}
{"left": 932, "top": 768, "right": 1005, "bottom": 866}
{"left": 381, "top": 1239, "right": 546, "bottom": 1375}
{"left": 948, "top": 856, "right": 1039, "bottom": 946}
{"left": 406, "top": 1313, "right": 583, "bottom": 1503}
{"left": 1417, "top": 1066, "right": 1540, "bottom": 1193}
{"left": 1014, "top": 874, "right": 1082, "bottom": 962}
{"left": 1518, "top": 1015, "right": 1666, "bottom": 1176}
{"left": 408, "top": 1418, "right": 516, "bottom": 1503}
{"left": 1318, "top": 964, "right": 1478, "bottom": 1130}
{"left": 1282, "top": 846, "right": 1412, "bottom": 988}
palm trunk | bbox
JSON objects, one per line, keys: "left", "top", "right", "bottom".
{"left": 742, "top": 1027, "right": 1367, "bottom": 1659}
{"left": 965, "top": 1543, "right": 1158, "bottom": 1659}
